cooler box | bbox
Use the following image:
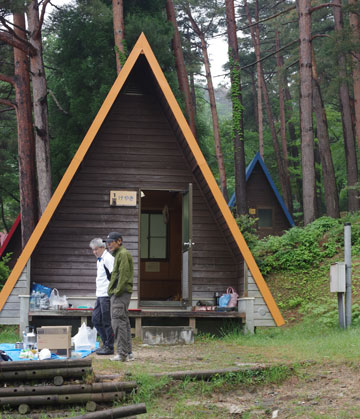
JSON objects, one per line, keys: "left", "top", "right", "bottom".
{"left": 37, "top": 326, "right": 72, "bottom": 358}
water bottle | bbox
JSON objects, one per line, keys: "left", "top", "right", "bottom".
{"left": 35, "top": 291, "right": 41, "bottom": 310}
{"left": 29, "top": 291, "right": 36, "bottom": 311}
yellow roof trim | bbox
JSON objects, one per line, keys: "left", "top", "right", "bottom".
{"left": 0, "top": 33, "right": 284, "bottom": 326}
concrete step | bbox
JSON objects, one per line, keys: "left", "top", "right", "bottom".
{"left": 142, "top": 326, "right": 194, "bottom": 345}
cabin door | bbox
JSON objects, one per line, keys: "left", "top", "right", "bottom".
{"left": 181, "top": 183, "right": 193, "bottom": 307}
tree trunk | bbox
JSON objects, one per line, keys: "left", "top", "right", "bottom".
{"left": 297, "top": 0, "right": 316, "bottom": 225}
{"left": 243, "top": 0, "right": 263, "bottom": 158}
{"left": 27, "top": 0, "right": 52, "bottom": 216}
{"left": 349, "top": 0, "right": 360, "bottom": 150}
{"left": 225, "top": 0, "right": 247, "bottom": 215}
{"left": 275, "top": 30, "right": 293, "bottom": 215}
{"left": 166, "top": 0, "right": 197, "bottom": 137}
{"left": 186, "top": 8, "right": 228, "bottom": 201}
{"left": 333, "top": 0, "right": 359, "bottom": 212}
{"left": 244, "top": 0, "right": 291, "bottom": 214}
{"left": 112, "top": 0, "right": 125, "bottom": 74}
{"left": 285, "top": 83, "right": 302, "bottom": 209}
{"left": 311, "top": 49, "right": 340, "bottom": 218}
{"left": 13, "top": 13, "right": 37, "bottom": 248}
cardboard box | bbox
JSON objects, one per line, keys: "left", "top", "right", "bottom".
{"left": 37, "top": 326, "right": 72, "bottom": 357}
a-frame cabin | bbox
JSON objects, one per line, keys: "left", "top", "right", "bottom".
{"left": 229, "top": 153, "right": 295, "bottom": 238}
{"left": 0, "top": 34, "right": 284, "bottom": 331}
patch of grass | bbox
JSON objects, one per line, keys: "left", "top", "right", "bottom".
{"left": 130, "top": 373, "right": 170, "bottom": 408}
{"left": 0, "top": 325, "right": 18, "bottom": 343}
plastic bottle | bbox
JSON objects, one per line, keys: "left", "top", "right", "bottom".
{"left": 35, "top": 291, "right": 41, "bottom": 309}
{"left": 29, "top": 291, "right": 36, "bottom": 311}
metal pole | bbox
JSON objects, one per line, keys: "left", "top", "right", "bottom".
{"left": 345, "top": 223, "right": 352, "bottom": 327}
{"left": 338, "top": 292, "right": 346, "bottom": 328}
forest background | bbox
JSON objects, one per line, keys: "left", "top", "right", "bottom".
{"left": 0, "top": 0, "right": 359, "bottom": 250}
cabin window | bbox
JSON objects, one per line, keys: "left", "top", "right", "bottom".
{"left": 258, "top": 208, "right": 273, "bottom": 228}
{"left": 140, "top": 212, "right": 168, "bottom": 259}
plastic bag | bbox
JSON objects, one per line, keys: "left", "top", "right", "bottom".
{"left": 219, "top": 293, "right": 231, "bottom": 307}
{"left": 31, "top": 283, "right": 52, "bottom": 297}
{"left": 49, "top": 288, "right": 69, "bottom": 309}
{"left": 71, "top": 322, "right": 97, "bottom": 351}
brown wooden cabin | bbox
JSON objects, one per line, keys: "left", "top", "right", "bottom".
{"left": 0, "top": 34, "right": 284, "bottom": 333}
{"left": 228, "top": 153, "right": 295, "bottom": 239}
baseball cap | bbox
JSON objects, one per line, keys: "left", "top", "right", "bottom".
{"left": 103, "top": 232, "right": 123, "bottom": 242}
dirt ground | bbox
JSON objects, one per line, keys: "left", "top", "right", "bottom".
{"left": 91, "top": 342, "right": 360, "bottom": 418}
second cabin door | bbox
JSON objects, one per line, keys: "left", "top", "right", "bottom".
{"left": 181, "top": 183, "right": 193, "bottom": 307}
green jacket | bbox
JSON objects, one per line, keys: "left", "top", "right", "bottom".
{"left": 108, "top": 246, "right": 134, "bottom": 296}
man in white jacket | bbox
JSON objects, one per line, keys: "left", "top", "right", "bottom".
{"left": 89, "top": 238, "right": 114, "bottom": 355}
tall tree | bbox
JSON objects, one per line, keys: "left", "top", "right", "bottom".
{"left": 333, "top": 0, "right": 359, "bottom": 212}
{"left": 27, "top": 0, "right": 52, "bottom": 215}
{"left": 225, "top": 0, "right": 247, "bottom": 215}
{"left": 349, "top": 0, "right": 360, "bottom": 149}
{"left": 275, "top": 29, "right": 293, "bottom": 214}
{"left": 297, "top": 0, "right": 317, "bottom": 224}
{"left": 13, "top": 13, "right": 37, "bottom": 247}
{"left": 184, "top": 2, "right": 229, "bottom": 200}
{"left": 244, "top": 0, "right": 292, "bottom": 214}
{"left": 312, "top": 48, "right": 340, "bottom": 218}
{"left": 112, "top": 0, "right": 125, "bottom": 74}
{"left": 166, "top": 0, "right": 197, "bottom": 136}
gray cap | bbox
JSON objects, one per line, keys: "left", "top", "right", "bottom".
{"left": 103, "top": 232, "right": 122, "bottom": 242}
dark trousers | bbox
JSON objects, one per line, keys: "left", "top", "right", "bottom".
{"left": 92, "top": 297, "right": 114, "bottom": 349}
{"left": 110, "top": 292, "right": 132, "bottom": 357}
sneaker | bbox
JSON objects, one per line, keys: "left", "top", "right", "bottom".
{"left": 96, "top": 346, "right": 114, "bottom": 355}
{"left": 110, "top": 354, "right": 128, "bottom": 362}
{"left": 127, "top": 353, "right": 135, "bottom": 361}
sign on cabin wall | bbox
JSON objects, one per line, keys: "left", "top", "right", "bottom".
{"left": 145, "top": 262, "right": 160, "bottom": 272}
{"left": 249, "top": 208, "right": 256, "bottom": 215}
{"left": 110, "top": 190, "right": 137, "bottom": 207}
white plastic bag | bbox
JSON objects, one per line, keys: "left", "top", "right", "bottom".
{"left": 71, "top": 322, "right": 97, "bottom": 351}
{"left": 49, "top": 288, "right": 69, "bottom": 309}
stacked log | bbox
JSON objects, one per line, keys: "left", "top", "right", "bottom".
{"left": 0, "top": 358, "right": 143, "bottom": 417}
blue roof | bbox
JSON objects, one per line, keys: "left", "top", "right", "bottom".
{"left": 228, "top": 152, "right": 295, "bottom": 227}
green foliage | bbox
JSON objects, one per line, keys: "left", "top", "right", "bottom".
{"left": 235, "top": 214, "right": 258, "bottom": 250}
{"left": 252, "top": 216, "right": 360, "bottom": 274}
{"left": 0, "top": 325, "right": 18, "bottom": 343}
{"left": 0, "top": 253, "right": 11, "bottom": 292}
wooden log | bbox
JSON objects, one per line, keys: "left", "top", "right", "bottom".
{"left": 0, "top": 391, "right": 125, "bottom": 407}
{"left": 70, "top": 403, "right": 147, "bottom": 418}
{"left": 0, "top": 381, "right": 137, "bottom": 397}
{"left": 86, "top": 400, "right": 97, "bottom": 412}
{"left": 18, "top": 403, "right": 30, "bottom": 415}
{"left": 0, "top": 367, "right": 92, "bottom": 382}
{"left": 53, "top": 376, "right": 64, "bottom": 386}
{"left": 0, "top": 358, "right": 92, "bottom": 372}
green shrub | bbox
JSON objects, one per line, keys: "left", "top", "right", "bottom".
{"left": 252, "top": 216, "right": 360, "bottom": 274}
{"left": 235, "top": 214, "right": 258, "bottom": 250}
{"left": 0, "top": 253, "right": 11, "bottom": 291}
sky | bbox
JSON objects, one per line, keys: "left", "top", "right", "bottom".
{"left": 46, "top": 0, "right": 229, "bottom": 87}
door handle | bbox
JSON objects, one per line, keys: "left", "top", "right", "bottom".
{"left": 184, "top": 241, "right": 195, "bottom": 248}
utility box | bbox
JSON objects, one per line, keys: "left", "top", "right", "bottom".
{"left": 330, "top": 262, "right": 346, "bottom": 293}
{"left": 37, "top": 326, "right": 72, "bottom": 357}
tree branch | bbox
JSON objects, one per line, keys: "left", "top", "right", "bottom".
{"left": 0, "top": 31, "right": 37, "bottom": 56}
{"left": 241, "top": 38, "right": 299, "bottom": 70}
{"left": 0, "top": 73, "right": 15, "bottom": 86}
{"left": 310, "top": 3, "right": 341, "bottom": 13}
{"left": 48, "top": 89, "right": 69, "bottom": 114}
{"left": 239, "top": 5, "right": 296, "bottom": 31}
{"left": 0, "top": 98, "right": 16, "bottom": 109}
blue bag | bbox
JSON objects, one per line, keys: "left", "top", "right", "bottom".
{"left": 219, "top": 293, "right": 231, "bottom": 307}
{"left": 31, "top": 283, "right": 52, "bottom": 297}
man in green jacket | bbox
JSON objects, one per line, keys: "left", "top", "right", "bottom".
{"left": 103, "top": 232, "right": 134, "bottom": 362}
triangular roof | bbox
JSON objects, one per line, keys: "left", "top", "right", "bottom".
{"left": 0, "top": 34, "right": 284, "bottom": 326}
{"left": 0, "top": 214, "right": 21, "bottom": 259}
{"left": 228, "top": 152, "right": 295, "bottom": 227}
